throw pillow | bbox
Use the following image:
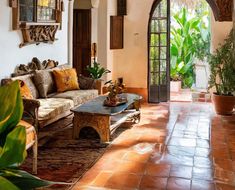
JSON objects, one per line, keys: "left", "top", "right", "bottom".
{"left": 34, "top": 70, "right": 56, "bottom": 98}
{"left": 78, "top": 75, "right": 95, "bottom": 89}
{"left": 53, "top": 68, "right": 79, "bottom": 92}
{"left": 18, "top": 80, "right": 33, "bottom": 99}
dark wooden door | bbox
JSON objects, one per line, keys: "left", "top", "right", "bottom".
{"left": 148, "top": 0, "right": 170, "bottom": 103}
{"left": 73, "top": 9, "right": 91, "bottom": 76}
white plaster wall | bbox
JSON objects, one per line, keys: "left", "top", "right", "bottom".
{"left": 91, "top": 8, "right": 98, "bottom": 43}
{"left": 0, "top": 0, "right": 69, "bottom": 80}
{"left": 210, "top": 14, "right": 233, "bottom": 52}
{"left": 112, "top": 0, "right": 154, "bottom": 88}
{"left": 110, "top": 0, "right": 232, "bottom": 88}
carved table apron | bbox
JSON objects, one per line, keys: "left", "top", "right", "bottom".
{"left": 72, "top": 93, "right": 141, "bottom": 143}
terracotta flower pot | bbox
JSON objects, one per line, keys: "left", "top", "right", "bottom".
{"left": 212, "top": 93, "right": 235, "bottom": 115}
{"left": 170, "top": 81, "right": 181, "bottom": 92}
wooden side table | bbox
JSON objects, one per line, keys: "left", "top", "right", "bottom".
{"left": 72, "top": 93, "right": 141, "bottom": 143}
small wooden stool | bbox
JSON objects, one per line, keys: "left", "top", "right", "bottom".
{"left": 19, "top": 120, "right": 38, "bottom": 174}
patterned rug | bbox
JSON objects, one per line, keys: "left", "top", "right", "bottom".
{"left": 21, "top": 117, "right": 128, "bottom": 190}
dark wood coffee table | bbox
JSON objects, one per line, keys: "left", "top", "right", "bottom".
{"left": 71, "top": 93, "right": 141, "bottom": 143}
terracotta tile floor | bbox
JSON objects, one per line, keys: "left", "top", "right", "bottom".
{"left": 71, "top": 102, "right": 235, "bottom": 190}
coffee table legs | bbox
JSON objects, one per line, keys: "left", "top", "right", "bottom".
{"left": 73, "top": 113, "right": 111, "bottom": 143}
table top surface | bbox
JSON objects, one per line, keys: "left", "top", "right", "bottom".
{"left": 71, "top": 93, "right": 141, "bottom": 116}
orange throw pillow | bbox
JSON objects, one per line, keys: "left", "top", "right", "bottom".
{"left": 18, "top": 80, "right": 33, "bottom": 99}
{"left": 53, "top": 68, "right": 79, "bottom": 92}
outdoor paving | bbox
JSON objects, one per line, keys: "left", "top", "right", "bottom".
{"left": 71, "top": 102, "right": 235, "bottom": 190}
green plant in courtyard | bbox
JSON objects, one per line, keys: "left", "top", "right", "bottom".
{"left": 170, "top": 7, "right": 210, "bottom": 88}
{"left": 208, "top": 30, "right": 235, "bottom": 95}
{"left": 0, "top": 81, "right": 62, "bottom": 190}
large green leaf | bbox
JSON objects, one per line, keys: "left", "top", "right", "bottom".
{"left": 0, "top": 126, "right": 26, "bottom": 168}
{"left": 0, "top": 81, "right": 23, "bottom": 138}
{"left": 1, "top": 169, "right": 68, "bottom": 190}
{"left": 0, "top": 176, "right": 20, "bottom": 190}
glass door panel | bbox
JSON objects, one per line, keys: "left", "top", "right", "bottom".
{"left": 148, "top": 0, "right": 170, "bottom": 103}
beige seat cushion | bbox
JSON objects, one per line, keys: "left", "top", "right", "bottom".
{"left": 50, "top": 90, "right": 98, "bottom": 106}
{"left": 38, "top": 98, "right": 74, "bottom": 121}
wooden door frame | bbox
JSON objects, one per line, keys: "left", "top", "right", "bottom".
{"left": 147, "top": 0, "right": 170, "bottom": 103}
{"left": 73, "top": 9, "right": 92, "bottom": 76}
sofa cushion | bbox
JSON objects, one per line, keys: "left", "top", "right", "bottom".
{"left": 50, "top": 90, "right": 98, "bottom": 106}
{"left": 34, "top": 70, "right": 56, "bottom": 98}
{"left": 10, "top": 74, "right": 39, "bottom": 99}
{"left": 19, "top": 80, "right": 34, "bottom": 99}
{"left": 38, "top": 98, "right": 74, "bottom": 121}
{"left": 52, "top": 68, "right": 79, "bottom": 92}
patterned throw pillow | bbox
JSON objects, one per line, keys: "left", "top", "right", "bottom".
{"left": 78, "top": 75, "right": 95, "bottom": 89}
{"left": 18, "top": 80, "right": 33, "bottom": 99}
{"left": 53, "top": 68, "right": 79, "bottom": 92}
{"left": 34, "top": 70, "right": 56, "bottom": 98}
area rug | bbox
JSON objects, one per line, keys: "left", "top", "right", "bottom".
{"left": 21, "top": 117, "right": 128, "bottom": 190}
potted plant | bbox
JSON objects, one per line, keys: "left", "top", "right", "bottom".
{"left": 0, "top": 81, "right": 66, "bottom": 190}
{"left": 208, "top": 30, "right": 235, "bottom": 115}
{"left": 86, "top": 61, "right": 111, "bottom": 94}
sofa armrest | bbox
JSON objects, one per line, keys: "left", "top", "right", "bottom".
{"left": 22, "top": 98, "right": 40, "bottom": 132}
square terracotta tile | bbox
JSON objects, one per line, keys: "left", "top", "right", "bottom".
{"left": 195, "top": 147, "right": 210, "bottom": 157}
{"left": 166, "top": 177, "right": 191, "bottom": 190}
{"left": 160, "top": 153, "right": 194, "bottom": 166}
{"left": 91, "top": 171, "right": 113, "bottom": 187}
{"left": 194, "top": 156, "right": 212, "bottom": 168}
{"left": 213, "top": 159, "right": 234, "bottom": 171}
{"left": 105, "top": 172, "right": 142, "bottom": 189}
{"left": 169, "top": 137, "right": 197, "bottom": 147}
{"left": 166, "top": 145, "right": 195, "bottom": 157}
{"left": 139, "top": 175, "right": 167, "bottom": 190}
{"left": 122, "top": 151, "right": 151, "bottom": 163}
{"left": 170, "top": 165, "right": 192, "bottom": 179}
{"left": 116, "top": 160, "right": 146, "bottom": 174}
{"left": 193, "top": 167, "right": 213, "bottom": 181}
{"left": 145, "top": 163, "right": 171, "bottom": 177}
{"left": 197, "top": 139, "right": 210, "bottom": 148}
{"left": 216, "top": 183, "right": 235, "bottom": 190}
{"left": 191, "top": 180, "right": 215, "bottom": 190}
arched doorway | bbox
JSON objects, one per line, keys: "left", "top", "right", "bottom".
{"left": 148, "top": 0, "right": 170, "bottom": 103}
{"left": 148, "top": 0, "right": 218, "bottom": 103}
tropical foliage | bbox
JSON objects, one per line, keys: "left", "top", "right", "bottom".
{"left": 208, "top": 30, "right": 235, "bottom": 95}
{"left": 0, "top": 81, "right": 58, "bottom": 190}
{"left": 87, "top": 61, "right": 111, "bottom": 79}
{"left": 170, "top": 6, "right": 210, "bottom": 88}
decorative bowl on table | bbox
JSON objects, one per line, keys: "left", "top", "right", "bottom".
{"left": 103, "top": 81, "right": 127, "bottom": 107}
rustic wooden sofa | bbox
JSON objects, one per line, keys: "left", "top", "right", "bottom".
{"left": 19, "top": 120, "right": 38, "bottom": 174}
{"left": 1, "top": 64, "right": 99, "bottom": 131}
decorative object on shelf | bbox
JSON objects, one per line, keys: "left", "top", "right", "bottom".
{"left": 13, "top": 58, "right": 59, "bottom": 77}
{"left": 19, "top": 23, "right": 59, "bottom": 48}
{"left": 208, "top": 29, "right": 235, "bottom": 115}
{"left": 104, "top": 81, "right": 127, "bottom": 107}
{"left": 9, "top": 0, "right": 64, "bottom": 47}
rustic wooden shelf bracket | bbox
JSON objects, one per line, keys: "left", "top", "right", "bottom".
{"left": 19, "top": 23, "right": 60, "bottom": 48}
